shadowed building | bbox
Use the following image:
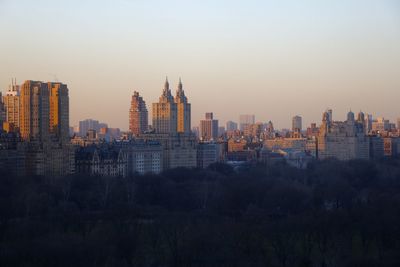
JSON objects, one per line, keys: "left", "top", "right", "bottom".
{"left": 48, "top": 82, "right": 69, "bottom": 144}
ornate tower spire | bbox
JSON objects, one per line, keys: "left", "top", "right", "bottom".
{"left": 178, "top": 77, "right": 183, "bottom": 92}
{"left": 164, "top": 76, "right": 169, "bottom": 91}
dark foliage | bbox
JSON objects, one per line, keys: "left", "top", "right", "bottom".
{"left": 1, "top": 158, "right": 400, "bottom": 266}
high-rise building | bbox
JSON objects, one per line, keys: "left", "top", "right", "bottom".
{"left": 20, "top": 80, "right": 50, "bottom": 142}
{"left": 2, "top": 79, "right": 20, "bottom": 132}
{"left": 0, "top": 92, "right": 5, "bottom": 130}
{"left": 226, "top": 121, "right": 238, "bottom": 131}
{"left": 78, "top": 119, "right": 108, "bottom": 137}
{"left": 48, "top": 82, "right": 69, "bottom": 144}
{"left": 129, "top": 91, "right": 148, "bottom": 136}
{"left": 152, "top": 78, "right": 177, "bottom": 134}
{"left": 365, "top": 113, "right": 373, "bottom": 132}
{"left": 292, "top": 115, "right": 302, "bottom": 132}
{"left": 397, "top": 118, "right": 400, "bottom": 130}
{"left": 200, "top": 112, "right": 219, "bottom": 141}
{"left": 239, "top": 114, "right": 255, "bottom": 131}
{"left": 326, "top": 109, "right": 333, "bottom": 123}
{"left": 175, "top": 78, "right": 191, "bottom": 134}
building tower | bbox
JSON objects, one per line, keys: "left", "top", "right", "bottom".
{"left": 152, "top": 77, "right": 177, "bottom": 134}
{"left": 2, "top": 78, "right": 20, "bottom": 132}
{"left": 200, "top": 112, "right": 219, "bottom": 141}
{"left": 239, "top": 114, "right": 255, "bottom": 131}
{"left": 292, "top": 115, "right": 302, "bottom": 132}
{"left": 0, "top": 92, "right": 5, "bottom": 130}
{"left": 175, "top": 78, "right": 191, "bottom": 134}
{"left": 19, "top": 80, "right": 50, "bottom": 142}
{"left": 48, "top": 82, "right": 69, "bottom": 144}
{"left": 129, "top": 91, "right": 148, "bottom": 136}
{"left": 226, "top": 121, "right": 238, "bottom": 131}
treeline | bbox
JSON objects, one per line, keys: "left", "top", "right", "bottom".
{"left": 0, "top": 158, "right": 400, "bottom": 267}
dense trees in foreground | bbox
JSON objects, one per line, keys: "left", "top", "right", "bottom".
{"left": 1, "top": 158, "right": 400, "bottom": 267}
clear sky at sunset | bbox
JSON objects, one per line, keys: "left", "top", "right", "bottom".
{"left": 0, "top": 0, "right": 399, "bottom": 130}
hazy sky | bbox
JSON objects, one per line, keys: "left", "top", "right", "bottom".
{"left": 1, "top": 0, "right": 399, "bottom": 130}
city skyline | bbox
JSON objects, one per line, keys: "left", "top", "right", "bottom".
{"left": 1, "top": 0, "right": 399, "bottom": 129}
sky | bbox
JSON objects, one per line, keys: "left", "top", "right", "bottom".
{"left": 0, "top": 0, "right": 399, "bottom": 130}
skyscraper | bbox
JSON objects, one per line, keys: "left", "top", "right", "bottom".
{"left": 48, "top": 82, "right": 69, "bottom": 144}
{"left": 226, "top": 121, "right": 238, "bottom": 131}
{"left": 175, "top": 78, "right": 191, "bottom": 134}
{"left": 20, "top": 80, "right": 50, "bottom": 142}
{"left": 0, "top": 92, "right": 5, "bottom": 130}
{"left": 200, "top": 112, "right": 219, "bottom": 141}
{"left": 239, "top": 114, "right": 255, "bottom": 131}
{"left": 129, "top": 91, "right": 148, "bottom": 136}
{"left": 2, "top": 79, "right": 20, "bottom": 131}
{"left": 152, "top": 77, "right": 177, "bottom": 134}
{"left": 292, "top": 115, "right": 302, "bottom": 132}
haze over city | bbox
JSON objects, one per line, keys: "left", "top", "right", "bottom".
{"left": 1, "top": 0, "right": 399, "bottom": 129}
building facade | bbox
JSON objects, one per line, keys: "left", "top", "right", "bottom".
{"left": 152, "top": 78, "right": 178, "bottom": 134}
{"left": 200, "top": 112, "right": 218, "bottom": 141}
{"left": 129, "top": 91, "right": 148, "bottom": 136}
{"left": 49, "top": 82, "right": 69, "bottom": 144}
{"left": 292, "top": 115, "right": 302, "bottom": 132}
{"left": 2, "top": 81, "right": 20, "bottom": 132}
{"left": 318, "top": 110, "right": 370, "bottom": 160}
{"left": 20, "top": 80, "right": 50, "bottom": 142}
{"left": 175, "top": 78, "right": 191, "bottom": 134}
{"left": 226, "top": 121, "right": 238, "bottom": 132}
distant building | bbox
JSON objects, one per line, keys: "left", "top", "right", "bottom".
{"left": 369, "top": 136, "right": 384, "bottom": 159}
{"left": 397, "top": 118, "right": 400, "bottom": 130}
{"left": 372, "top": 117, "right": 390, "bottom": 133}
{"left": 264, "top": 138, "right": 307, "bottom": 152}
{"left": 19, "top": 80, "right": 50, "bottom": 142}
{"left": 98, "top": 127, "right": 121, "bottom": 142}
{"left": 200, "top": 112, "right": 218, "bottom": 141}
{"left": 152, "top": 78, "right": 177, "bottom": 134}
{"left": 116, "top": 140, "right": 163, "bottom": 175}
{"left": 306, "top": 123, "right": 319, "bottom": 138}
{"left": 175, "top": 78, "right": 191, "bottom": 134}
{"left": 226, "top": 121, "right": 238, "bottom": 131}
{"left": 218, "top": 126, "right": 225, "bottom": 136}
{"left": 79, "top": 119, "right": 108, "bottom": 137}
{"left": 75, "top": 144, "right": 127, "bottom": 177}
{"left": 2, "top": 79, "right": 20, "bottom": 131}
{"left": 129, "top": 91, "right": 148, "bottom": 136}
{"left": 197, "top": 142, "right": 219, "bottom": 168}
{"left": 48, "top": 82, "right": 69, "bottom": 144}
{"left": 383, "top": 137, "right": 400, "bottom": 157}
{"left": 292, "top": 115, "right": 302, "bottom": 132}
{"left": 239, "top": 114, "right": 255, "bottom": 131}
{"left": 141, "top": 133, "right": 197, "bottom": 170}
{"left": 228, "top": 138, "right": 247, "bottom": 152}
{"left": 318, "top": 110, "right": 369, "bottom": 160}
{"left": 0, "top": 92, "right": 5, "bottom": 130}
{"left": 243, "top": 122, "right": 264, "bottom": 140}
